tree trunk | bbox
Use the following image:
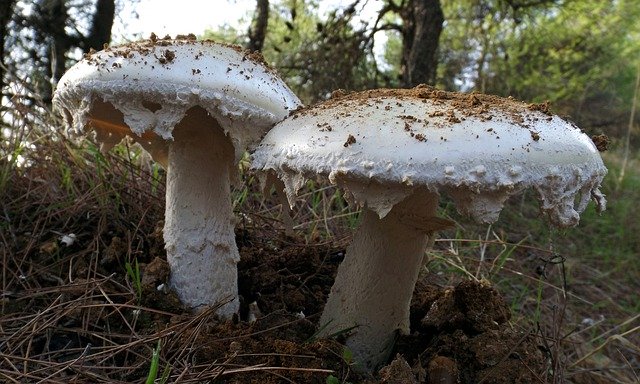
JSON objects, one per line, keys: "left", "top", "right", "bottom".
{"left": 399, "top": 0, "right": 444, "bottom": 87}
{"left": 247, "top": 0, "right": 269, "bottom": 52}
{"left": 41, "top": 0, "right": 72, "bottom": 102}
{"left": 0, "top": 0, "right": 16, "bottom": 94}
{"left": 40, "top": 0, "right": 114, "bottom": 101}
{"left": 84, "top": 0, "right": 115, "bottom": 52}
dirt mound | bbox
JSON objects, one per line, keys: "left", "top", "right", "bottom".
{"left": 135, "top": 233, "right": 546, "bottom": 383}
{"left": 399, "top": 280, "right": 546, "bottom": 383}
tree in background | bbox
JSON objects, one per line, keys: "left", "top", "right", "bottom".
{"left": 205, "top": 1, "right": 378, "bottom": 103}
{"left": 262, "top": 1, "right": 376, "bottom": 102}
{"left": 395, "top": 0, "right": 443, "bottom": 86}
{"left": 208, "top": 0, "right": 446, "bottom": 103}
{"left": 367, "top": 0, "right": 639, "bottom": 135}
{"left": 437, "top": 0, "right": 640, "bottom": 134}
{"left": 247, "top": 0, "right": 269, "bottom": 52}
{"left": 494, "top": 0, "right": 639, "bottom": 133}
{"left": 2, "top": 0, "right": 118, "bottom": 106}
{"left": 2, "top": 0, "right": 637, "bottom": 138}
{"left": 0, "top": 0, "right": 17, "bottom": 95}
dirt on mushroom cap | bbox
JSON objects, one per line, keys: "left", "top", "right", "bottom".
{"left": 253, "top": 86, "right": 607, "bottom": 227}
{"left": 84, "top": 33, "right": 276, "bottom": 75}
{"left": 290, "top": 85, "right": 553, "bottom": 128}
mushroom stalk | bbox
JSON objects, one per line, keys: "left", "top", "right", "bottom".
{"left": 318, "top": 191, "right": 439, "bottom": 371}
{"left": 53, "top": 37, "right": 301, "bottom": 319}
{"left": 163, "top": 108, "right": 239, "bottom": 316}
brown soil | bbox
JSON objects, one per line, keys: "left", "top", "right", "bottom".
{"left": 3, "top": 224, "right": 547, "bottom": 383}
{"left": 137, "top": 230, "right": 545, "bottom": 383}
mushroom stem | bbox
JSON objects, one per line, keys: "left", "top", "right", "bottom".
{"left": 319, "top": 191, "right": 439, "bottom": 371}
{"left": 163, "top": 107, "right": 239, "bottom": 317}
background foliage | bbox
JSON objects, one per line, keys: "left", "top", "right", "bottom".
{"left": 204, "top": 0, "right": 639, "bottom": 140}
{"left": 2, "top": 0, "right": 638, "bottom": 141}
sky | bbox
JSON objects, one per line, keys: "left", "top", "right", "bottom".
{"left": 111, "top": 0, "right": 382, "bottom": 43}
{"left": 111, "top": 0, "right": 254, "bottom": 41}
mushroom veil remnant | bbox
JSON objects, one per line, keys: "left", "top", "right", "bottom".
{"left": 251, "top": 86, "right": 607, "bottom": 371}
{"left": 53, "top": 35, "right": 301, "bottom": 317}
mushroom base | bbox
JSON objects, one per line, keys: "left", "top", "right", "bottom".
{"left": 163, "top": 108, "right": 239, "bottom": 317}
{"left": 318, "top": 191, "right": 439, "bottom": 372}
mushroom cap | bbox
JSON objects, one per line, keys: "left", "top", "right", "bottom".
{"left": 53, "top": 35, "right": 302, "bottom": 163}
{"left": 252, "top": 87, "right": 607, "bottom": 227}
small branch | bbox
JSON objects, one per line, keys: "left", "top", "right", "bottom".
{"left": 371, "top": 22, "right": 403, "bottom": 34}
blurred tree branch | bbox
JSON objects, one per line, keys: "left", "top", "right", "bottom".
{"left": 248, "top": 0, "right": 269, "bottom": 51}
{"left": 2, "top": 0, "right": 119, "bottom": 105}
{"left": 0, "top": 0, "right": 16, "bottom": 94}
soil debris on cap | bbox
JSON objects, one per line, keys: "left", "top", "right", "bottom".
{"left": 591, "top": 134, "right": 609, "bottom": 152}
{"left": 414, "top": 133, "right": 427, "bottom": 142}
{"left": 527, "top": 100, "right": 551, "bottom": 114}
{"left": 468, "top": 93, "right": 482, "bottom": 106}
{"left": 175, "top": 33, "right": 197, "bottom": 40}
{"left": 243, "top": 49, "right": 269, "bottom": 68}
{"left": 331, "top": 89, "right": 348, "bottom": 99}
{"left": 78, "top": 34, "right": 278, "bottom": 75}
{"left": 530, "top": 130, "right": 540, "bottom": 141}
{"left": 344, "top": 134, "right": 356, "bottom": 147}
{"left": 287, "top": 85, "right": 556, "bottom": 130}
{"left": 157, "top": 49, "right": 175, "bottom": 64}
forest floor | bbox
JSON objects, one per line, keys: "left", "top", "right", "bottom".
{"left": 1, "top": 123, "right": 639, "bottom": 383}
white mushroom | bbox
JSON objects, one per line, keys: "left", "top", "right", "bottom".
{"left": 53, "top": 35, "right": 301, "bottom": 318}
{"left": 251, "top": 86, "right": 607, "bottom": 371}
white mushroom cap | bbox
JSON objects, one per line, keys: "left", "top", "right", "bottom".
{"left": 52, "top": 35, "right": 302, "bottom": 317}
{"left": 53, "top": 35, "right": 301, "bottom": 164}
{"left": 252, "top": 87, "right": 607, "bottom": 227}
